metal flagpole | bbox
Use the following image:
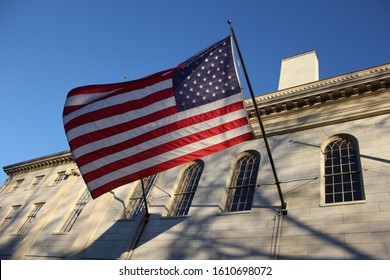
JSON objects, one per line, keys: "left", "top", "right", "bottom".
{"left": 121, "top": 178, "right": 150, "bottom": 259}
{"left": 140, "top": 178, "right": 150, "bottom": 219}
{"left": 228, "top": 20, "right": 287, "bottom": 215}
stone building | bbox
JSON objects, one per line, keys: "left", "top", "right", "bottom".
{"left": 0, "top": 52, "right": 389, "bottom": 260}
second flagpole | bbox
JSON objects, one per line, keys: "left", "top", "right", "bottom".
{"left": 228, "top": 20, "right": 287, "bottom": 215}
{"left": 140, "top": 178, "right": 150, "bottom": 219}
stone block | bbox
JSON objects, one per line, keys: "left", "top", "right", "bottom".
{"left": 379, "top": 202, "right": 390, "bottom": 211}
{"left": 278, "top": 245, "right": 308, "bottom": 258}
{"left": 307, "top": 244, "right": 347, "bottom": 259}
{"left": 345, "top": 232, "right": 390, "bottom": 243}
{"left": 369, "top": 221, "right": 390, "bottom": 232}
{"left": 343, "top": 211, "right": 390, "bottom": 223}
{"left": 298, "top": 233, "right": 345, "bottom": 246}
{"left": 321, "top": 223, "right": 369, "bottom": 234}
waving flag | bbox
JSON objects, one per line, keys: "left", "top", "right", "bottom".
{"left": 63, "top": 36, "right": 254, "bottom": 199}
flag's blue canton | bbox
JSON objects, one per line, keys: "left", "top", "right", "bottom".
{"left": 173, "top": 37, "right": 240, "bottom": 112}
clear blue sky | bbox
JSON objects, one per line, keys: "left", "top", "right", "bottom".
{"left": 0, "top": 0, "right": 389, "bottom": 184}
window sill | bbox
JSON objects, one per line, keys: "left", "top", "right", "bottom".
{"left": 160, "top": 215, "right": 189, "bottom": 220}
{"left": 320, "top": 200, "right": 366, "bottom": 207}
{"left": 217, "top": 210, "right": 252, "bottom": 216}
{"left": 116, "top": 218, "right": 137, "bottom": 222}
{"left": 52, "top": 232, "right": 69, "bottom": 236}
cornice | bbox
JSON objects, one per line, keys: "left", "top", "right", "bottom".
{"left": 3, "top": 151, "right": 74, "bottom": 177}
{"left": 244, "top": 63, "right": 390, "bottom": 116}
{"left": 243, "top": 63, "right": 390, "bottom": 138}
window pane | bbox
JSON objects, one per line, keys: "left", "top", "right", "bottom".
{"left": 354, "top": 191, "right": 363, "bottom": 200}
{"left": 344, "top": 192, "right": 353, "bottom": 202}
{"left": 325, "top": 194, "right": 333, "bottom": 204}
{"left": 341, "top": 156, "right": 349, "bottom": 164}
{"left": 334, "top": 193, "right": 343, "bottom": 203}
{"left": 340, "top": 148, "right": 349, "bottom": 157}
{"left": 334, "top": 175, "right": 341, "bottom": 184}
{"left": 342, "top": 174, "right": 351, "bottom": 183}
{"left": 342, "top": 164, "right": 350, "bottom": 173}
{"left": 325, "top": 185, "right": 333, "bottom": 194}
{"left": 352, "top": 181, "right": 362, "bottom": 191}
{"left": 344, "top": 183, "right": 352, "bottom": 192}
{"left": 334, "top": 184, "right": 342, "bottom": 193}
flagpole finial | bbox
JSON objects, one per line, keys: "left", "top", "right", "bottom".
{"left": 227, "top": 20, "right": 234, "bottom": 35}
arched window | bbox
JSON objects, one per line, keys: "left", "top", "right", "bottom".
{"left": 168, "top": 161, "right": 204, "bottom": 216}
{"left": 224, "top": 151, "right": 260, "bottom": 212}
{"left": 323, "top": 135, "right": 364, "bottom": 204}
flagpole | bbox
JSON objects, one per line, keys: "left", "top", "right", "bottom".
{"left": 140, "top": 178, "right": 150, "bottom": 219}
{"left": 228, "top": 20, "right": 287, "bottom": 215}
{"left": 120, "top": 178, "right": 150, "bottom": 259}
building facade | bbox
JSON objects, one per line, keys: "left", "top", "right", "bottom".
{"left": 1, "top": 55, "right": 389, "bottom": 260}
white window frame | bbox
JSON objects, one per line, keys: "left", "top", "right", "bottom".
{"left": 320, "top": 134, "right": 365, "bottom": 206}
{"left": 168, "top": 161, "right": 204, "bottom": 216}
{"left": 224, "top": 151, "right": 260, "bottom": 213}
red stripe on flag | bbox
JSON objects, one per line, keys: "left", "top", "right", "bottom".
{"left": 89, "top": 131, "right": 254, "bottom": 199}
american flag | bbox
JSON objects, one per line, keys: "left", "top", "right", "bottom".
{"left": 63, "top": 36, "right": 254, "bottom": 199}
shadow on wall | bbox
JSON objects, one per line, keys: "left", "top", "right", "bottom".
{"left": 79, "top": 180, "right": 378, "bottom": 260}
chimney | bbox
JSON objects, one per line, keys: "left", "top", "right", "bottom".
{"left": 278, "top": 50, "right": 319, "bottom": 90}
